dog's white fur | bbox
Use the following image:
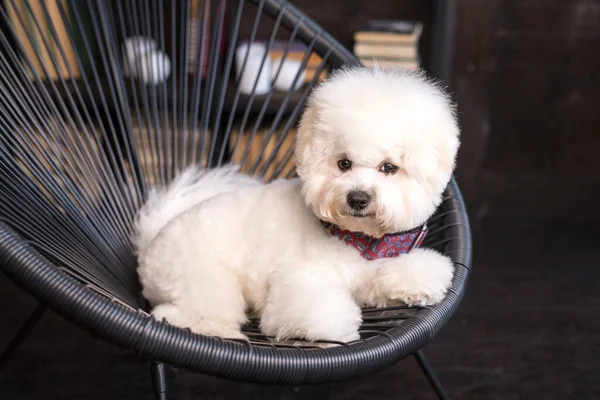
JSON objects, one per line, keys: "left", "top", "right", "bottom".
{"left": 134, "top": 67, "right": 460, "bottom": 342}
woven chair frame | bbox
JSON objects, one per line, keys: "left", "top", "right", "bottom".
{"left": 0, "top": 0, "right": 471, "bottom": 386}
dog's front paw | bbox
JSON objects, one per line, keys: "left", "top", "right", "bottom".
{"left": 260, "top": 308, "right": 361, "bottom": 343}
{"left": 260, "top": 273, "right": 362, "bottom": 343}
{"left": 386, "top": 287, "right": 445, "bottom": 307}
{"left": 371, "top": 248, "right": 454, "bottom": 307}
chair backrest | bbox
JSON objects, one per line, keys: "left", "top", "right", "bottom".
{"left": 0, "top": 0, "right": 358, "bottom": 308}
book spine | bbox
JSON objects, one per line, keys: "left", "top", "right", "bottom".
{"left": 353, "top": 32, "right": 416, "bottom": 44}
{"left": 4, "top": 0, "right": 42, "bottom": 79}
{"left": 28, "top": 0, "right": 58, "bottom": 80}
{"left": 48, "top": 0, "right": 81, "bottom": 79}
{"left": 353, "top": 43, "right": 417, "bottom": 59}
{"left": 65, "top": 0, "right": 93, "bottom": 77}
{"left": 359, "top": 58, "right": 419, "bottom": 71}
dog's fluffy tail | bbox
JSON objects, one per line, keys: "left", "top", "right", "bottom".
{"left": 133, "top": 165, "right": 257, "bottom": 255}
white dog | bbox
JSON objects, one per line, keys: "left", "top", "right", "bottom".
{"left": 134, "top": 66, "right": 460, "bottom": 343}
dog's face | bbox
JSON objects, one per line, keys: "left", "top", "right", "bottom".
{"left": 295, "top": 67, "right": 460, "bottom": 238}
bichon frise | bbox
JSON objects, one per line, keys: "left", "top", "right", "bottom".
{"left": 134, "top": 66, "right": 460, "bottom": 342}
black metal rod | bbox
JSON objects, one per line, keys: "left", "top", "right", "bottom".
{"left": 150, "top": 362, "right": 168, "bottom": 400}
{"left": 414, "top": 349, "right": 449, "bottom": 400}
{"left": 0, "top": 303, "right": 47, "bottom": 371}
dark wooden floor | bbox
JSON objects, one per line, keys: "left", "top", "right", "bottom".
{"left": 1, "top": 216, "right": 599, "bottom": 399}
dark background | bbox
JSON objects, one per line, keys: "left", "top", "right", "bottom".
{"left": 1, "top": 0, "right": 599, "bottom": 399}
{"left": 297, "top": 0, "right": 600, "bottom": 222}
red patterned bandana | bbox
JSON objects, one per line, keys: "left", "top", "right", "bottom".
{"left": 320, "top": 221, "right": 428, "bottom": 260}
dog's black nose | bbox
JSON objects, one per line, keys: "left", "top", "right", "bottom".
{"left": 347, "top": 190, "right": 371, "bottom": 211}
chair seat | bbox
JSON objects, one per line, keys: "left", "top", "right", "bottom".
{"left": 0, "top": 176, "right": 470, "bottom": 385}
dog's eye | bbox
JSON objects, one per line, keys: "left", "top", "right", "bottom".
{"left": 337, "top": 159, "right": 352, "bottom": 172}
{"left": 380, "top": 163, "right": 398, "bottom": 175}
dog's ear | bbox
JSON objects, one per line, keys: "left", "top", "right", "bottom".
{"left": 401, "top": 117, "right": 460, "bottom": 190}
{"left": 435, "top": 110, "right": 461, "bottom": 177}
{"left": 295, "top": 101, "right": 321, "bottom": 175}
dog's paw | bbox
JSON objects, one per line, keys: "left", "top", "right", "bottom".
{"left": 261, "top": 320, "right": 361, "bottom": 343}
{"left": 151, "top": 303, "right": 247, "bottom": 340}
{"left": 260, "top": 304, "right": 361, "bottom": 343}
{"left": 259, "top": 275, "right": 362, "bottom": 343}
{"left": 151, "top": 303, "right": 190, "bottom": 325}
{"left": 371, "top": 248, "right": 454, "bottom": 307}
{"left": 386, "top": 287, "right": 446, "bottom": 307}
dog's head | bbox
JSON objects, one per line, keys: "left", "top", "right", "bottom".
{"left": 295, "top": 67, "right": 460, "bottom": 238}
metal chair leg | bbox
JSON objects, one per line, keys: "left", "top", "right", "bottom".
{"left": 0, "top": 303, "right": 47, "bottom": 371}
{"left": 150, "top": 362, "right": 168, "bottom": 400}
{"left": 414, "top": 349, "right": 449, "bottom": 400}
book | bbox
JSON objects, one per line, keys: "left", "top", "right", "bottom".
{"left": 353, "top": 42, "right": 418, "bottom": 59}
{"left": 354, "top": 20, "right": 423, "bottom": 45}
{"left": 46, "top": 0, "right": 81, "bottom": 79}
{"left": 229, "top": 126, "right": 296, "bottom": 181}
{"left": 5, "top": 0, "right": 82, "bottom": 80}
{"left": 353, "top": 19, "right": 423, "bottom": 71}
{"left": 304, "top": 68, "right": 328, "bottom": 83}
{"left": 66, "top": 0, "right": 95, "bottom": 77}
{"left": 359, "top": 58, "right": 419, "bottom": 71}
{"left": 4, "top": 0, "right": 44, "bottom": 79}
{"left": 187, "top": 0, "right": 211, "bottom": 78}
{"left": 268, "top": 40, "right": 323, "bottom": 67}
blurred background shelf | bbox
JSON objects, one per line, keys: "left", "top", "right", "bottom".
{"left": 38, "top": 76, "right": 310, "bottom": 118}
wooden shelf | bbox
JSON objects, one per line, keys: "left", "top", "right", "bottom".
{"left": 38, "top": 75, "right": 308, "bottom": 120}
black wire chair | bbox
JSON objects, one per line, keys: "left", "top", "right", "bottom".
{"left": 0, "top": 0, "right": 471, "bottom": 399}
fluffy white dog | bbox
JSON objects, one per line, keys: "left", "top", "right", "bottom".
{"left": 134, "top": 66, "right": 460, "bottom": 343}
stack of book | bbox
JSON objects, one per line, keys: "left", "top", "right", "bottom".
{"left": 4, "top": 0, "right": 91, "bottom": 80}
{"left": 353, "top": 20, "right": 423, "bottom": 71}
{"left": 186, "top": 0, "right": 227, "bottom": 79}
{"left": 229, "top": 125, "right": 296, "bottom": 181}
{"left": 186, "top": 0, "right": 211, "bottom": 78}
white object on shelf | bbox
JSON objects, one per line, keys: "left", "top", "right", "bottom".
{"left": 271, "top": 58, "right": 305, "bottom": 92}
{"left": 123, "top": 37, "right": 157, "bottom": 63}
{"left": 136, "top": 50, "right": 172, "bottom": 85}
{"left": 235, "top": 42, "right": 272, "bottom": 95}
{"left": 122, "top": 36, "right": 172, "bottom": 84}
